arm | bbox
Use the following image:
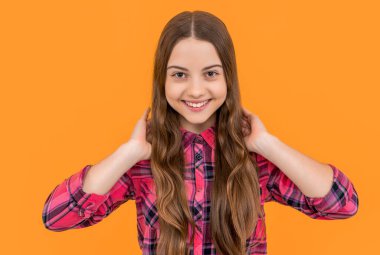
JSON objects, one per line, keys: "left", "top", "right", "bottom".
{"left": 42, "top": 142, "right": 143, "bottom": 231}
{"left": 255, "top": 133, "right": 359, "bottom": 219}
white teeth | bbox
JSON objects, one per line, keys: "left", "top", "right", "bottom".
{"left": 185, "top": 100, "right": 209, "bottom": 108}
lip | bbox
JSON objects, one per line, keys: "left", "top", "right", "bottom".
{"left": 183, "top": 99, "right": 210, "bottom": 103}
{"left": 182, "top": 99, "right": 211, "bottom": 112}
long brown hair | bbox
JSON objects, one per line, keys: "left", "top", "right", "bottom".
{"left": 147, "top": 10, "right": 265, "bottom": 255}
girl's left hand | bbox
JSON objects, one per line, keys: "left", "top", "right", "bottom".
{"left": 241, "top": 107, "right": 271, "bottom": 153}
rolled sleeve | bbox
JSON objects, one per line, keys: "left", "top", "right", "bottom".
{"left": 304, "top": 163, "right": 359, "bottom": 219}
{"left": 43, "top": 164, "right": 136, "bottom": 231}
{"left": 260, "top": 153, "right": 359, "bottom": 220}
{"left": 68, "top": 164, "right": 111, "bottom": 218}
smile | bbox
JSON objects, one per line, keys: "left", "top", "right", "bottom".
{"left": 181, "top": 99, "right": 211, "bottom": 112}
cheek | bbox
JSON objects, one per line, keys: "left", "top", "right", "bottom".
{"left": 165, "top": 85, "right": 181, "bottom": 110}
{"left": 165, "top": 83, "right": 183, "bottom": 100}
{"left": 213, "top": 83, "right": 227, "bottom": 99}
{"left": 164, "top": 83, "right": 173, "bottom": 100}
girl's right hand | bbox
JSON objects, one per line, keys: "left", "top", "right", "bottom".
{"left": 128, "top": 107, "right": 152, "bottom": 161}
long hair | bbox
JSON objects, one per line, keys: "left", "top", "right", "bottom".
{"left": 147, "top": 10, "right": 265, "bottom": 255}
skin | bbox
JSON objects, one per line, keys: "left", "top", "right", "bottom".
{"left": 165, "top": 37, "right": 227, "bottom": 134}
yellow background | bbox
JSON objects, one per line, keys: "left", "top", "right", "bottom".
{"left": 1, "top": 0, "right": 377, "bottom": 254}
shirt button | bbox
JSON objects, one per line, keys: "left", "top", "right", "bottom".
{"left": 194, "top": 136, "right": 203, "bottom": 144}
{"left": 196, "top": 188, "right": 202, "bottom": 192}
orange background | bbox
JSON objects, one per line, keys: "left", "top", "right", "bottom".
{"left": 1, "top": 1, "right": 377, "bottom": 254}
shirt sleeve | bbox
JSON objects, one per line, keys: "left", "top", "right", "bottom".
{"left": 42, "top": 164, "right": 136, "bottom": 231}
{"left": 257, "top": 153, "right": 359, "bottom": 220}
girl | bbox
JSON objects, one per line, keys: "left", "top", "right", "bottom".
{"left": 42, "top": 10, "right": 359, "bottom": 255}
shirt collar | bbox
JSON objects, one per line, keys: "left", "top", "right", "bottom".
{"left": 179, "top": 124, "right": 216, "bottom": 150}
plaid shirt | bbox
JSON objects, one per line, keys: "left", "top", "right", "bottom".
{"left": 42, "top": 124, "right": 359, "bottom": 254}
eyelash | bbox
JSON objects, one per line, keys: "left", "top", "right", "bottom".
{"left": 171, "top": 71, "right": 219, "bottom": 79}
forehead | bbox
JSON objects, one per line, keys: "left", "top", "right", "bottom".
{"left": 167, "top": 38, "right": 222, "bottom": 69}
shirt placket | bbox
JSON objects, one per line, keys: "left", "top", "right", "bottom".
{"left": 193, "top": 135, "right": 205, "bottom": 255}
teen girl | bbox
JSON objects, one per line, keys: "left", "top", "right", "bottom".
{"left": 42, "top": 10, "right": 359, "bottom": 255}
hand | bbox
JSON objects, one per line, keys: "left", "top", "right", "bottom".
{"left": 128, "top": 107, "right": 152, "bottom": 161}
{"left": 241, "top": 107, "right": 270, "bottom": 153}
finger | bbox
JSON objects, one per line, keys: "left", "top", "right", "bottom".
{"left": 242, "top": 108, "right": 257, "bottom": 122}
{"left": 147, "top": 107, "right": 151, "bottom": 117}
{"left": 242, "top": 109, "right": 251, "bottom": 122}
{"left": 242, "top": 107, "right": 251, "bottom": 116}
{"left": 143, "top": 107, "right": 151, "bottom": 120}
{"left": 242, "top": 127, "right": 250, "bottom": 136}
{"left": 241, "top": 118, "right": 249, "bottom": 127}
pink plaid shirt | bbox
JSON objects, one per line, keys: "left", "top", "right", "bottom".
{"left": 42, "top": 124, "right": 359, "bottom": 254}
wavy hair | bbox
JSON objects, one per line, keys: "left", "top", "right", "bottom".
{"left": 147, "top": 10, "right": 265, "bottom": 255}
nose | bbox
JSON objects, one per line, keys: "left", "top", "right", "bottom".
{"left": 187, "top": 77, "right": 206, "bottom": 98}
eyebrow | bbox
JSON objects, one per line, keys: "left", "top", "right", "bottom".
{"left": 166, "top": 64, "right": 223, "bottom": 71}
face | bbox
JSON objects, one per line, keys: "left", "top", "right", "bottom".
{"left": 165, "top": 37, "right": 227, "bottom": 134}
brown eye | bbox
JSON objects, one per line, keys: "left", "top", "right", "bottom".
{"left": 206, "top": 71, "right": 218, "bottom": 78}
{"left": 172, "top": 72, "right": 186, "bottom": 79}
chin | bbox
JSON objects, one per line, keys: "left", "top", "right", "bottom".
{"left": 181, "top": 112, "right": 215, "bottom": 124}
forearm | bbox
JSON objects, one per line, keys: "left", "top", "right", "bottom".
{"left": 82, "top": 141, "right": 143, "bottom": 195}
{"left": 254, "top": 133, "right": 334, "bottom": 198}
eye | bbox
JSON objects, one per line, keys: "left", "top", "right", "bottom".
{"left": 206, "top": 71, "right": 219, "bottom": 78}
{"left": 170, "top": 71, "right": 219, "bottom": 80}
{"left": 171, "top": 72, "right": 186, "bottom": 79}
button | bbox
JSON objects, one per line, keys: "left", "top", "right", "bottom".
{"left": 195, "top": 153, "right": 203, "bottom": 161}
{"left": 196, "top": 188, "right": 202, "bottom": 192}
{"left": 194, "top": 136, "right": 204, "bottom": 144}
{"left": 79, "top": 202, "right": 95, "bottom": 217}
